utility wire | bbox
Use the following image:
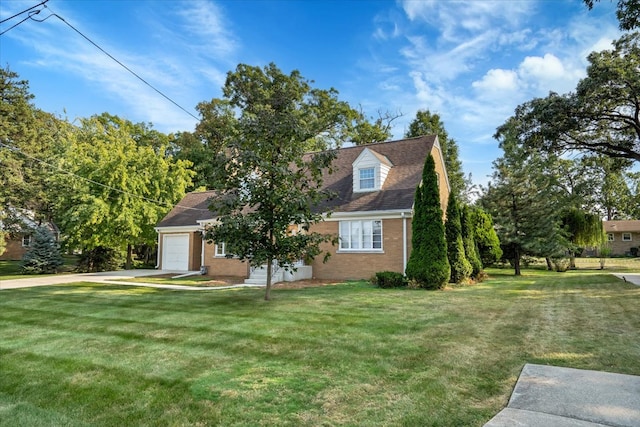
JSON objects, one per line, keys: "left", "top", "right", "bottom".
{"left": 0, "top": 142, "right": 210, "bottom": 212}
{"left": 27, "top": 4, "right": 200, "bottom": 122}
{"left": 0, "top": 0, "right": 48, "bottom": 24}
{"left": 0, "top": 10, "right": 40, "bottom": 35}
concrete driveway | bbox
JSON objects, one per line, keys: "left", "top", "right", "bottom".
{"left": 0, "top": 269, "right": 179, "bottom": 290}
{"left": 485, "top": 364, "right": 640, "bottom": 426}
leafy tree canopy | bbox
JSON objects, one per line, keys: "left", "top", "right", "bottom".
{"left": 500, "top": 32, "right": 640, "bottom": 162}
{"left": 53, "top": 113, "right": 193, "bottom": 268}
{"left": 202, "top": 63, "right": 353, "bottom": 300}
{"left": 584, "top": 0, "right": 640, "bottom": 30}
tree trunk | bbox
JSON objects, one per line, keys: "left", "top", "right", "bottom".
{"left": 264, "top": 260, "right": 272, "bottom": 301}
{"left": 545, "top": 257, "right": 553, "bottom": 271}
{"left": 569, "top": 255, "right": 576, "bottom": 270}
{"left": 514, "top": 248, "right": 521, "bottom": 276}
{"left": 126, "top": 243, "right": 133, "bottom": 270}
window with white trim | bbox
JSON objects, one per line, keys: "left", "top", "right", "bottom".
{"left": 359, "top": 167, "right": 375, "bottom": 190}
{"left": 214, "top": 242, "right": 226, "bottom": 257}
{"left": 339, "top": 220, "right": 382, "bottom": 250}
{"left": 607, "top": 233, "right": 614, "bottom": 242}
{"left": 22, "top": 235, "right": 31, "bottom": 247}
{"left": 622, "top": 233, "right": 632, "bottom": 241}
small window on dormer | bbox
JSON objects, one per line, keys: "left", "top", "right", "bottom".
{"left": 359, "top": 167, "right": 375, "bottom": 190}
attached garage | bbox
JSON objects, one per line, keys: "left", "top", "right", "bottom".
{"left": 162, "top": 234, "right": 190, "bottom": 271}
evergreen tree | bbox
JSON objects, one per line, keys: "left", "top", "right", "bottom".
{"left": 461, "top": 205, "right": 483, "bottom": 278}
{"left": 405, "top": 110, "right": 469, "bottom": 200}
{"left": 469, "top": 207, "right": 503, "bottom": 267}
{"left": 445, "top": 194, "right": 472, "bottom": 283}
{"left": 406, "top": 155, "right": 450, "bottom": 289}
{"left": 21, "top": 226, "right": 64, "bottom": 274}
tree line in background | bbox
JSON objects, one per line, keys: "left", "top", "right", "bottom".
{"left": 481, "top": 8, "right": 640, "bottom": 274}
{"left": 3, "top": 0, "right": 637, "bottom": 280}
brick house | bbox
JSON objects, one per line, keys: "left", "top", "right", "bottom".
{"left": 154, "top": 135, "right": 450, "bottom": 282}
{"left": 0, "top": 209, "right": 60, "bottom": 261}
{"left": 604, "top": 220, "right": 640, "bottom": 256}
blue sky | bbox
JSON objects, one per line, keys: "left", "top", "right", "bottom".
{"left": 0, "top": 0, "right": 622, "bottom": 187}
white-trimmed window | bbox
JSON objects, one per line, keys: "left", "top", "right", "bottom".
{"left": 607, "top": 233, "right": 614, "bottom": 242}
{"left": 622, "top": 233, "right": 632, "bottom": 242}
{"left": 214, "top": 242, "right": 226, "bottom": 257}
{"left": 22, "top": 234, "right": 31, "bottom": 247}
{"left": 339, "top": 220, "right": 382, "bottom": 250}
{"left": 359, "top": 167, "right": 375, "bottom": 190}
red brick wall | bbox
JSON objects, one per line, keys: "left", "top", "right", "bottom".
{"left": 608, "top": 232, "right": 640, "bottom": 256}
{"left": 202, "top": 241, "right": 249, "bottom": 277}
{"left": 0, "top": 237, "right": 28, "bottom": 260}
{"left": 310, "top": 217, "right": 411, "bottom": 281}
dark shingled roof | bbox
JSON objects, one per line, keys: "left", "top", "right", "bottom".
{"left": 156, "top": 190, "right": 216, "bottom": 227}
{"left": 314, "top": 135, "right": 436, "bottom": 213}
{"left": 604, "top": 220, "right": 640, "bottom": 233}
{"left": 157, "top": 135, "right": 436, "bottom": 227}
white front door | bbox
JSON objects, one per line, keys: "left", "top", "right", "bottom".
{"left": 162, "top": 234, "right": 189, "bottom": 271}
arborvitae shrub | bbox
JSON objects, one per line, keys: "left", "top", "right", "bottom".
{"left": 375, "top": 271, "right": 406, "bottom": 288}
{"left": 405, "top": 155, "right": 450, "bottom": 289}
{"left": 445, "top": 194, "right": 472, "bottom": 283}
{"left": 461, "top": 205, "right": 483, "bottom": 278}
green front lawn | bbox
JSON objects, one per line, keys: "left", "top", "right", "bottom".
{"left": 1, "top": 269, "right": 639, "bottom": 426}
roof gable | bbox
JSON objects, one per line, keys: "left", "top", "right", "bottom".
{"left": 158, "top": 135, "right": 442, "bottom": 228}
{"left": 314, "top": 135, "right": 438, "bottom": 213}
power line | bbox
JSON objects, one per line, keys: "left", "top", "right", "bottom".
{"left": 0, "top": 142, "right": 210, "bottom": 213}
{"left": 0, "top": 0, "right": 48, "bottom": 24}
{"left": 24, "top": 4, "right": 200, "bottom": 122}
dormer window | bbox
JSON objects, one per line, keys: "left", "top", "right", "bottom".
{"left": 359, "top": 167, "right": 375, "bottom": 189}
{"left": 352, "top": 148, "right": 392, "bottom": 193}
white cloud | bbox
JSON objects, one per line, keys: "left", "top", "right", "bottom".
{"left": 472, "top": 69, "right": 519, "bottom": 93}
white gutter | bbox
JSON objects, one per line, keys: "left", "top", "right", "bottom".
{"left": 402, "top": 211, "right": 407, "bottom": 273}
{"left": 201, "top": 234, "right": 205, "bottom": 270}
{"left": 155, "top": 232, "right": 161, "bottom": 269}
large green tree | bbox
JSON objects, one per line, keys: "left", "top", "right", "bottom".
{"left": 54, "top": 113, "right": 193, "bottom": 269}
{"left": 202, "top": 63, "right": 353, "bottom": 301}
{"left": 405, "top": 110, "right": 469, "bottom": 200}
{"left": 405, "top": 155, "right": 450, "bottom": 289}
{"left": 0, "top": 67, "right": 64, "bottom": 241}
{"left": 482, "top": 120, "right": 567, "bottom": 275}
{"left": 505, "top": 32, "right": 640, "bottom": 162}
{"left": 584, "top": 0, "right": 639, "bottom": 30}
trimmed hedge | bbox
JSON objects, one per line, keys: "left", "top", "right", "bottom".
{"left": 374, "top": 271, "right": 407, "bottom": 288}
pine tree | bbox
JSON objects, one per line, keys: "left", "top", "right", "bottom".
{"left": 445, "top": 194, "right": 472, "bottom": 283}
{"left": 21, "top": 226, "right": 64, "bottom": 274}
{"left": 406, "top": 155, "right": 450, "bottom": 289}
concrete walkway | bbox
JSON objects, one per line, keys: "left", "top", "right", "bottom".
{"left": 0, "top": 270, "right": 265, "bottom": 291}
{"left": 612, "top": 273, "right": 640, "bottom": 286}
{"left": 485, "top": 364, "right": 640, "bottom": 426}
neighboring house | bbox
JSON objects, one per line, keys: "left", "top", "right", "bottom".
{"left": 0, "top": 209, "right": 60, "bottom": 261}
{"left": 155, "top": 135, "right": 450, "bottom": 282}
{"left": 604, "top": 220, "right": 640, "bottom": 256}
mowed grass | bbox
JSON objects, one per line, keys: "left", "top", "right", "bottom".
{"left": 1, "top": 270, "right": 639, "bottom": 426}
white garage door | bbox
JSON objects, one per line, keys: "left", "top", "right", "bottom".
{"left": 163, "top": 234, "right": 189, "bottom": 271}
